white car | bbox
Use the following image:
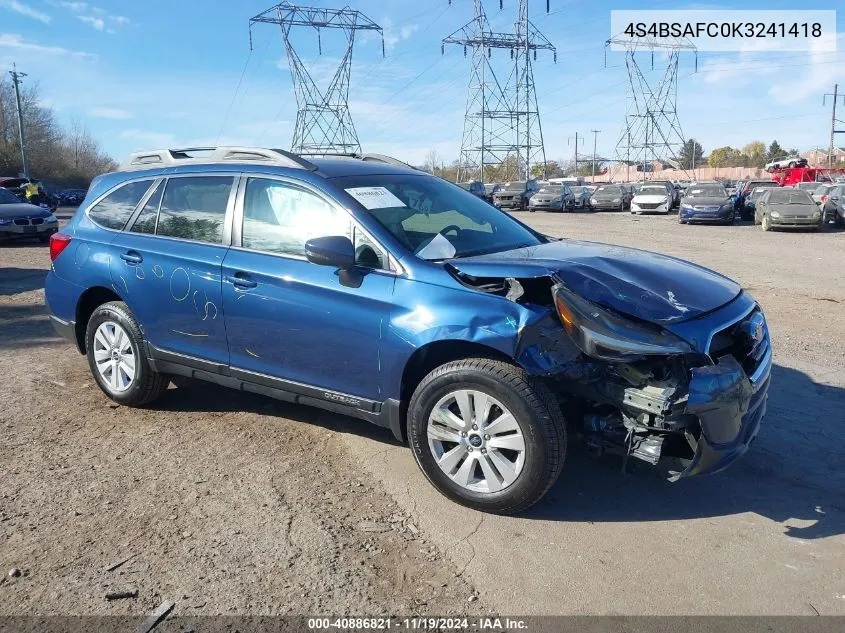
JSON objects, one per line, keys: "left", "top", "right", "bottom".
{"left": 764, "top": 156, "right": 808, "bottom": 172}
{"left": 630, "top": 185, "right": 671, "bottom": 214}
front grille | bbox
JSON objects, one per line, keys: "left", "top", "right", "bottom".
{"left": 13, "top": 219, "right": 29, "bottom": 226}
{"left": 708, "top": 309, "right": 769, "bottom": 378}
{"left": 31, "top": 218, "right": 44, "bottom": 225}
{"left": 637, "top": 201, "right": 663, "bottom": 210}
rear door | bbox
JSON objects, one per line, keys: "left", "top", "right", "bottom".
{"left": 221, "top": 175, "right": 396, "bottom": 401}
{"left": 111, "top": 174, "right": 236, "bottom": 364}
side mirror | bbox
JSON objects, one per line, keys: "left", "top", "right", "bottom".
{"left": 305, "top": 235, "right": 355, "bottom": 269}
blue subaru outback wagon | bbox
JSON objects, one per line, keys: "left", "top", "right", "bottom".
{"left": 46, "top": 147, "right": 771, "bottom": 514}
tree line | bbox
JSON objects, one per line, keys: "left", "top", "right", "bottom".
{"left": 0, "top": 77, "right": 116, "bottom": 188}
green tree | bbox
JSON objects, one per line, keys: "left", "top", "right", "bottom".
{"left": 678, "top": 138, "right": 704, "bottom": 169}
{"left": 742, "top": 141, "right": 766, "bottom": 168}
{"left": 766, "top": 140, "right": 784, "bottom": 162}
{"left": 708, "top": 146, "right": 735, "bottom": 168}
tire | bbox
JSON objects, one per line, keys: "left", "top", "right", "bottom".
{"left": 85, "top": 301, "right": 168, "bottom": 407}
{"left": 761, "top": 214, "right": 772, "bottom": 232}
{"left": 407, "top": 358, "right": 566, "bottom": 515}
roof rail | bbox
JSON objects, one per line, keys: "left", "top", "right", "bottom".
{"left": 357, "top": 153, "right": 420, "bottom": 170}
{"left": 118, "top": 146, "right": 318, "bottom": 172}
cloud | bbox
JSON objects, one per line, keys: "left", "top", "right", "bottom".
{"left": 381, "top": 18, "right": 419, "bottom": 52}
{"left": 119, "top": 128, "right": 177, "bottom": 149}
{"left": 0, "top": 0, "right": 51, "bottom": 23}
{"left": 78, "top": 14, "right": 104, "bottom": 30}
{"left": 88, "top": 106, "right": 133, "bottom": 119}
{"left": 59, "top": 0, "right": 86, "bottom": 11}
{"left": 0, "top": 33, "right": 96, "bottom": 59}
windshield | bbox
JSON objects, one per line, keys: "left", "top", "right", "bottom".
{"left": 750, "top": 189, "right": 769, "bottom": 199}
{"left": 747, "top": 181, "right": 778, "bottom": 192}
{"left": 768, "top": 189, "right": 813, "bottom": 204}
{"left": 636, "top": 186, "right": 667, "bottom": 195}
{"left": 537, "top": 185, "right": 562, "bottom": 194}
{"left": 0, "top": 188, "right": 21, "bottom": 204}
{"left": 795, "top": 182, "right": 818, "bottom": 191}
{"left": 814, "top": 184, "right": 834, "bottom": 195}
{"left": 594, "top": 186, "right": 623, "bottom": 195}
{"left": 334, "top": 174, "right": 544, "bottom": 260}
{"left": 686, "top": 185, "right": 727, "bottom": 197}
{"left": 570, "top": 186, "right": 584, "bottom": 195}
{"left": 502, "top": 181, "right": 526, "bottom": 192}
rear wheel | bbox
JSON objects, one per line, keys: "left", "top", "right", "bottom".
{"left": 85, "top": 301, "right": 168, "bottom": 407}
{"left": 407, "top": 358, "right": 566, "bottom": 515}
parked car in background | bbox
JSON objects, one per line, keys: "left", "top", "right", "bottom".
{"left": 793, "top": 182, "right": 820, "bottom": 192}
{"left": 0, "top": 186, "right": 59, "bottom": 242}
{"left": 458, "top": 181, "right": 487, "bottom": 201}
{"left": 820, "top": 184, "right": 845, "bottom": 225}
{"left": 528, "top": 183, "right": 573, "bottom": 212}
{"left": 743, "top": 188, "right": 770, "bottom": 217}
{"left": 812, "top": 183, "right": 836, "bottom": 208}
{"left": 484, "top": 183, "right": 501, "bottom": 203}
{"left": 737, "top": 180, "right": 779, "bottom": 220}
{"left": 678, "top": 183, "right": 735, "bottom": 225}
{"left": 569, "top": 185, "right": 591, "bottom": 210}
{"left": 764, "top": 156, "right": 808, "bottom": 172}
{"left": 630, "top": 184, "right": 672, "bottom": 214}
{"left": 492, "top": 180, "right": 540, "bottom": 210}
{"left": 645, "top": 180, "right": 680, "bottom": 208}
{"left": 58, "top": 188, "right": 88, "bottom": 206}
{"left": 44, "top": 145, "right": 772, "bottom": 514}
{"left": 755, "top": 187, "right": 822, "bottom": 231}
{"left": 588, "top": 184, "right": 629, "bottom": 211}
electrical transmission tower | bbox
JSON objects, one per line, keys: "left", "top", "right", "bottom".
{"left": 605, "top": 33, "right": 696, "bottom": 180}
{"left": 249, "top": 2, "right": 383, "bottom": 155}
{"left": 443, "top": 0, "right": 555, "bottom": 182}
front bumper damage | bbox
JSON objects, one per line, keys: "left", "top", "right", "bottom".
{"left": 514, "top": 297, "right": 771, "bottom": 479}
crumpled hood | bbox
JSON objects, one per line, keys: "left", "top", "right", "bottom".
{"left": 0, "top": 203, "right": 46, "bottom": 219}
{"left": 448, "top": 239, "right": 742, "bottom": 324}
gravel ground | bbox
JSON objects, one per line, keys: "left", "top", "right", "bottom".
{"left": 0, "top": 211, "right": 482, "bottom": 616}
{"left": 1, "top": 207, "right": 843, "bottom": 617}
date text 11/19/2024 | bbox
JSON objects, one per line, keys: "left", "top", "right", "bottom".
{"left": 307, "top": 617, "right": 528, "bottom": 630}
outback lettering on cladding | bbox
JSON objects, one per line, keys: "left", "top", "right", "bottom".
{"left": 624, "top": 21, "right": 823, "bottom": 39}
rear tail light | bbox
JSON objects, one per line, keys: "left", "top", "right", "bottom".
{"left": 49, "top": 233, "right": 72, "bottom": 262}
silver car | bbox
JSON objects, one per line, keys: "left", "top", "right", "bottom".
{"left": 0, "top": 187, "right": 59, "bottom": 242}
{"left": 755, "top": 187, "right": 822, "bottom": 231}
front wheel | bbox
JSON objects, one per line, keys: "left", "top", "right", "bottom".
{"left": 85, "top": 301, "right": 169, "bottom": 407}
{"left": 761, "top": 214, "right": 772, "bottom": 231}
{"left": 407, "top": 358, "right": 566, "bottom": 515}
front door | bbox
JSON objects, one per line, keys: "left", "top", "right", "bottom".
{"left": 221, "top": 176, "right": 395, "bottom": 401}
{"left": 110, "top": 174, "right": 236, "bottom": 364}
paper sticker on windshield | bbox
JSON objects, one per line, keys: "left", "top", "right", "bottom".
{"left": 345, "top": 187, "right": 406, "bottom": 210}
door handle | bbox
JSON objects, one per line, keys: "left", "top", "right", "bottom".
{"left": 226, "top": 273, "right": 257, "bottom": 289}
{"left": 120, "top": 251, "right": 143, "bottom": 264}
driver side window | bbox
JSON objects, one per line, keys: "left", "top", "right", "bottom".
{"left": 242, "top": 178, "right": 350, "bottom": 257}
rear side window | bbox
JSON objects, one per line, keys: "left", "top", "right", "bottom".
{"left": 88, "top": 180, "right": 153, "bottom": 230}
{"left": 129, "top": 181, "right": 164, "bottom": 235}
{"left": 157, "top": 176, "right": 233, "bottom": 244}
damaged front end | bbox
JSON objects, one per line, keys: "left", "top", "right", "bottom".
{"left": 449, "top": 266, "right": 771, "bottom": 479}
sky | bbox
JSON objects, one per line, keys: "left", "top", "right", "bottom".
{"left": 1, "top": 0, "right": 843, "bottom": 167}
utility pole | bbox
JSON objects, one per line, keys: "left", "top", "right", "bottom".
{"left": 590, "top": 129, "right": 600, "bottom": 179}
{"left": 823, "top": 84, "right": 845, "bottom": 167}
{"left": 569, "top": 132, "right": 580, "bottom": 176}
{"left": 9, "top": 64, "right": 29, "bottom": 179}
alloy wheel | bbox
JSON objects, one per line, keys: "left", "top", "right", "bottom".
{"left": 427, "top": 389, "right": 526, "bottom": 493}
{"left": 92, "top": 321, "right": 136, "bottom": 393}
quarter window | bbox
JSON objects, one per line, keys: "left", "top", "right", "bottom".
{"left": 89, "top": 180, "right": 153, "bottom": 230}
{"left": 242, "top": 178, "right": 350, "bottom": 257}
{"left": 157, "top": 176, "right": 233, "bottom": 244}
{"left": 129, "top": 181, "right": 164, "bottom": 235}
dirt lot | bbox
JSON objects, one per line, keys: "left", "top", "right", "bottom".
{"left": 1, "top": 208, "right": 844, "bottom": 617}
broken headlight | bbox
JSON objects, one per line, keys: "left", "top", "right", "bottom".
{"left": 552, "top": 284, "right": 693, "bottom": 361}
